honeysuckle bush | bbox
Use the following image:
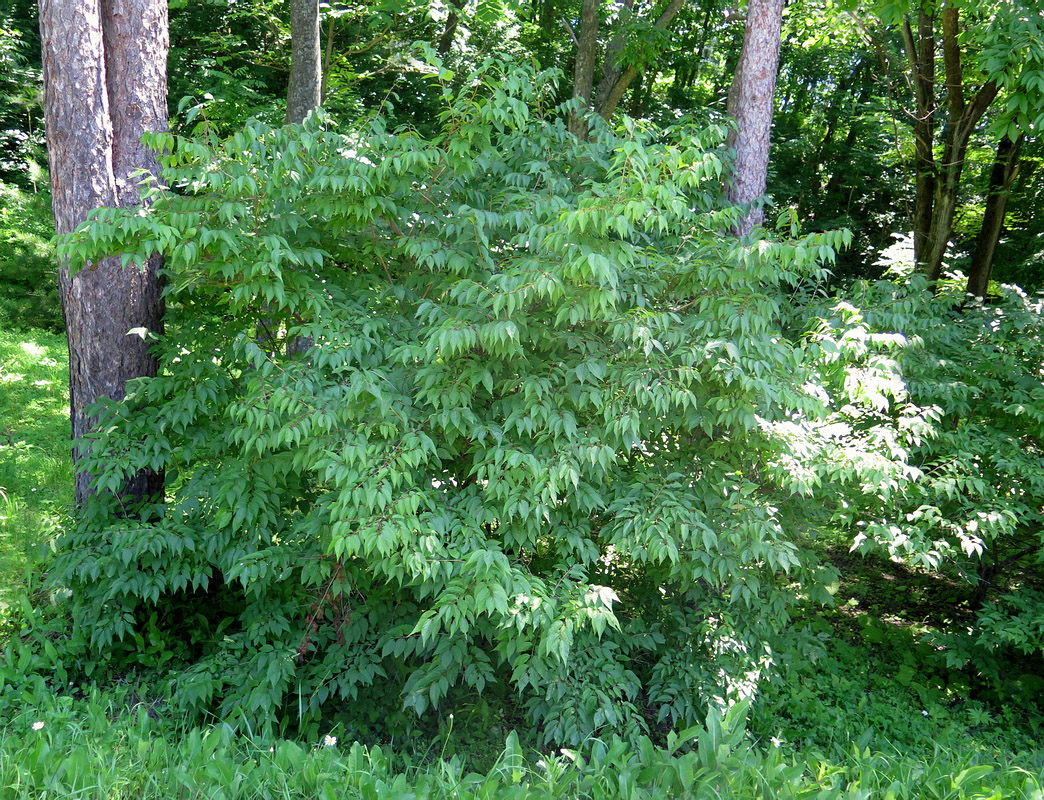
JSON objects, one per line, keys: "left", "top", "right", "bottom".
{"left": 802, "top": 266, "right": 1044, "bottom": 682}
{"left": 51, "top": 59, "right": 859, "bottom": 743}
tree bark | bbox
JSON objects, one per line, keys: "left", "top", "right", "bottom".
{"left": 437, "top": 0, "right": 461, "bottom": 57}
{"left": 569, "top": 0, "right": 600, "bottom": 138}
{"left": 286, "top": 0, "right": 322, "bottom": 124}
{"left": 593, "top": 0, "right": 687, "bottom": 121}
{"left": 725, "top": 0, "right": 784, "bottom": 236}
{"left": 901, "top": 3, "right": 999, "bottom": 281}
{"left": 40, "top": 0, "right": 167, "bottom": 507}
{"left": 321, "top": 14, "right": 337, "bottom": 100}
{"left": 966, "top": 133, "right": 1023, "bottom": 297}
{"left": 901, "top": 6, "right": 936, "bottom": 266}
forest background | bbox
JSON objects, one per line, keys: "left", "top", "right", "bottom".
{"left": 1, "top": 0, "right": 1044, "bottom": 796}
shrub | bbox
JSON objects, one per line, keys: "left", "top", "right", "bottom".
{"left": 52, "top": 59, "right": 851, "bottom": 743}
{"left": 806, "top": 268, "right": 1044, "bottom": 681}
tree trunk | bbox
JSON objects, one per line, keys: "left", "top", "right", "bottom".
{"left": 286, "top": 0, "right": 322, "bottom": 124}
{"left": 901, "top": 6, "right": 936, "bottom": 267}
{"left": 437, "top": 0, "right": 460, "bottom": 57}
{"left": 321, "top": 14, "right": 337, "bottom": 100}
{"left": 902, "top": 4, "right": 999, "bottom": 281}
{"left": 967, "top": 133, "right": 1023, "bottom": 297}
{"left": 40, "top": 0, "right": 167, "bottom": 508}
{"left": 593, "top": 0, "right": 687, "bottom": 121}
{"left": 725, "top": 0, "right": 784, "bottom": 236}
{"left": 569, "top": 0, "right": 600, "bottom": 138}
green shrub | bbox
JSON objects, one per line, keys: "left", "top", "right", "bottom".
{"left": 52, "top": 59, "right": 852, "bottom": 743}
{"left": 803, "top": 264, "right": 1044, "bottom": 682}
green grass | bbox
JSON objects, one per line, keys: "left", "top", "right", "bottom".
{"left": 0, "top": 181, "right": 61, "bottom": 333}
{"left": 0, "top": 327, "right": 70, "bottom": 599}
{"left": 0, "top": 678, "right": 1040, "bottom": 799}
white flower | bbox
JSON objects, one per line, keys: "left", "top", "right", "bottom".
{"left": 770, "top": 736, "right": 783, "bottom": 748}
{"left": 323, "top": 734, "right": 337, "bottom": 747}
{"left": 922, "top": 710, "right": 929, "bottom": 716}
{"left": 31, "top": 721, "right": 44, "bottom": 731}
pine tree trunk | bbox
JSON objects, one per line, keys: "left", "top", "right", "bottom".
{"left": 725, "top": 0, "right": 784, "bottom": 236}
{"left": 284, "top": 0, "right": 324, "bottom": 358}
{"left": 287, "top": 0, "right": 322, "bottom": 124}
{"left": 40, "top": 0, "right": 167, "bottom": 508}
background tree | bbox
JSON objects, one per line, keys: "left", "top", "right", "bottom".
{"left": 286, "top": 0, "right": 322, "bottom": 124}
{"left": 966, "top": 132, "right": 1022, "bottom": 296}
{"left": 725, "top": 0, "right": 784, "bottom": 235}
{"left": 39, "top": 0, "right": 168, "bottom": 506}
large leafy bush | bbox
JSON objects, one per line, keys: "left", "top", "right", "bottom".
{"left": 807, "top": 266, "right": 1044, "bottom": 680}
{"left": 53, "top": 61, "right": 851, "bottom": 743}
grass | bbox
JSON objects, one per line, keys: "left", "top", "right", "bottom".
{"left": 0, "top": 675, "right": 1041, "bottom": 799}
{"left": 0, "top": 327, "right": 70, "bottom": 602}
{"left": 0, "top": 181, "right": 61, "bottom": 333}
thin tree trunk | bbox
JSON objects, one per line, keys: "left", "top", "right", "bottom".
{"left": 321, "top": 14, "right": 336, "bottom": 100}
{"left": 919, "top": 5, "right": 998, "bottom": 281}
{"left": 967, "top": 133, "right": 1023, "bottom": 297}
{"left": 286, "top": 0, "right": 322, "bottom": 124}
{"left": 40, "top": 0, "right": 167, "bottom": 508}
{"left": 902, "top": 6, "right": 936, "bottom": 268}
{"left": 437, "top": 0, "right": 460, "bottom": 56}
{"left": 285, "top": 0, "right": 324, "bottom": 357}
{"left": 725, "top": 0, "right": 784, "bottom": 236}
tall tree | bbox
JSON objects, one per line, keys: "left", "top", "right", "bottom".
{"left": 568, "top": 0, "right": 689, "bottom": 137}
{"left": 285, "top": 0, "right": 322, "bottom": 358}
{"left": 966, "top": 133, "right": 1023, "bottom": 297}
{"left": 726, "top": 0, "right": 784, "bottom": 235}
{"left": 39, "top": 0, "right": 168, "bottom": 507}
{"left": 592, "top": 0, "right": 687, "bottom": 120}
{"left": 286, "top": 0, "right": 322, "bottom": 124}
{"left": 569, "top": 0, "right": 601, "bottom": 138}
{"left": 903, "top": 2, "right": 997, "bottom": 281}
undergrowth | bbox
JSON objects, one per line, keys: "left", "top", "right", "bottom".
{"left": 0, "top": 316, "right": 1041, "bottom": 796}
{"left": 0, "top": 327, "right": 70, "bottom": 605}
{"left": 0, "top": 675, "right": 1041, "bottom": 799}
{"left": 0, "top": 181, "right": 59, "bottom": 333}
